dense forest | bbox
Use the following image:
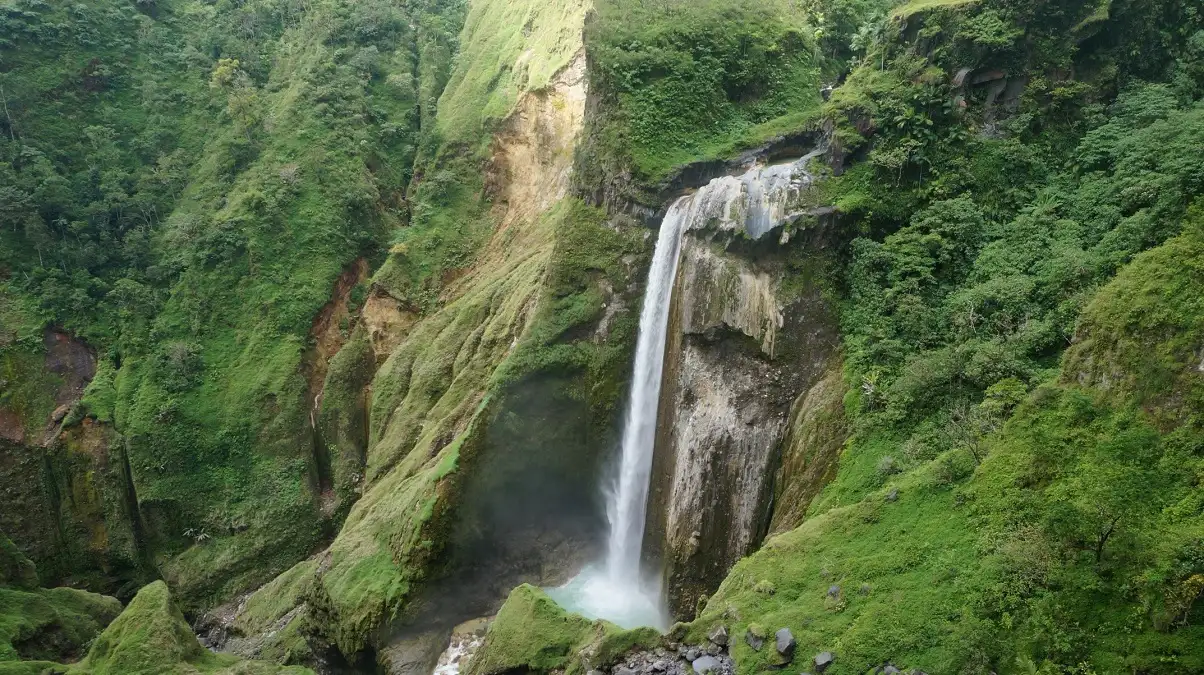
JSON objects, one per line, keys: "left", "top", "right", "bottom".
{"left": 1, "top": 0, "right": 1202, "bottom": 673}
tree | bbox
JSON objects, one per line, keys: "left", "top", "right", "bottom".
{"left": 1044, "top": 425, "right": 1162, "bottom": 563}
{"left": 209, "top": 58, "right": 261, "bottom": 139}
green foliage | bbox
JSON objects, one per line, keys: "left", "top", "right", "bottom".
{"left": 841, "top": 87, "right": 1204, "bottom": 437}
{"left": 586, "top": 0, "right": 824, "bottom": 180}
{"left": 1062, "top": 208, "right": 1204, "bottom": 427}
{"left": 966, "top": 387, "right": 1204, "bottom": 672}
{"left": 0, "top": 0, "right": 473, "bottom": 608}
{"left": 692, "top": 1, "right": 1204, "bottom": 673}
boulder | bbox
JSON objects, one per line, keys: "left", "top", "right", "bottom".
{"left": 745, "top": 629, "right": 764, "bottom": 651}
{"left": 615, "top": 667, "right": 638, "bottom": 675}
{"left": 692, "top": 655, "right": 721, "bottom": 674}
{"left": 826, "top": 584, "right": 841, "bottom": 598}
{"left": 815, "top": 651, "right": 835, "bottom": 673}
{"left": 708, "top": 624, "right": 729, "bottom": 646}
{"left": 774, "top": 628, "right": 796, "bottom": 659}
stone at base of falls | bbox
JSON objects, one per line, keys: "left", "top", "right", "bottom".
{"left": 744, "top": 626, "right": 764, "bottom": 651}
{"left": 814, "top": 650, "right": 835, "bottom": 673}
{"left": 691, "top": 655, "right": 720, "bottom": 674}
{"left": 706, "top": 625, "right": 728, "bottom": 647}
{"left": 774, "top": 628, "right": 796, "bottom": 660}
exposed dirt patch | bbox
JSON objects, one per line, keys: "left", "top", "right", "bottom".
{"left": 485, "top": 50, "right": 587, "bottom": 233}
{"left": 361, "top": 291, "right": 419, "bottom": 364}
{"left": 305, "top": 258, "right": 370, "bottom": 413}
{"left": 0, "top": 409, "right": 24, "bottom": 444}
{"left": 43, "top": 327, "right": 96, "bottom": 408}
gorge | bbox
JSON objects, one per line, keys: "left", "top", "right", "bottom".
{"left": 2, "top": 0, "right": 1204, "bottom": 674}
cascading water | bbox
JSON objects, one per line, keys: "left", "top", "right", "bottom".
{"left": 547, "top": 199, "right": 687, "bottom": 630}
{"left": 548, "top": 152, "right": 822, "bottom": 630}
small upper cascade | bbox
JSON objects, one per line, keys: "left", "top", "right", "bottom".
{"left": 676, "top": 148, "right": 825, "bottom": 240}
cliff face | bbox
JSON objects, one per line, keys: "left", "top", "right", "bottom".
{"left": 0, "top": 329, "right": 145, "bottom": 594}
{"left": 642, "top": 158, "right": 844, "bottom": 619}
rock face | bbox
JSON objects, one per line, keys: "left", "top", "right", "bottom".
{"left": 644, "top": 156, "right": 842, "bottom": 618}
{"left": 0, "top": 328, "right": 146, "bottom": 592}
{"left": 768, "top": 366, "right": 848, "bottom": 534}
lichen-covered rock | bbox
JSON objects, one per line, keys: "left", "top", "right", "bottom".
{"left": 769, "top": 367, "right": 848, "bottom": 535}
{"left": 71, "top": 581, "right": 310, "bottom": 675}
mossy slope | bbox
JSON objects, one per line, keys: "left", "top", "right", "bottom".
{"left": 69, "top": 581, "right": 311, "bottom": 675}
{"left": 1, "top": 534, "right": 121, "bottom": 666}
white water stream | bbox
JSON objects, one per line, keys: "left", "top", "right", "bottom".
{"left": 548, "top": 200, "right": 686, "bottom": 630}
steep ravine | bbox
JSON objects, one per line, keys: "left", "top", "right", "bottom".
{"left": 202, "top": 8, "right": 653, "bottom": 672}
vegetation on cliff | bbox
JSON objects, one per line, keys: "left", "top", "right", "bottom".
{"left": 678, "top": 0, "right": 1204, "bottom": 672}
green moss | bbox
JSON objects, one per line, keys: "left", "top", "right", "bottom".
{"left": 316, "top": 327, "right": 375, "bottom": 521}
{"left": 467, "top": 585, "right": 658, "bottom": 675}
{"left": 0, "top": 349, "right": 59, "bottom": 437}
{"left": 79, "top": 362, "right": 117, "bottom": 426}
{"left": 0, "top": 661, "right": 68, "bottom": 674}
{"left": 0, "top": 585, "right": 121, "bottom": 664}
{"left": 1062, "top": 212, "right": 1204, "bottom": 428}
{"left": 0, "top": 535, "right": 38, "bottom": 591}
{"left": 770, "top": 367, "right": 850, "bottom": 534}
{"left": 224, "top": 560, "right": 319, "bottom": 666}
{"left": 70, "top": 581, "right": 310, "bottom": 675}
{"left": 688, "top": 459, "right": 985, "bottom": 674}
{"left": 233, "top": 561, "right": 318, "bottom": 639}
{"left": 890, "top": 0, "right": 980, "bottom": 19}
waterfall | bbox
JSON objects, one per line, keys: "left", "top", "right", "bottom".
{"left": 547, "top": 201, "right": 685, "bottom": 631}
{"left": 548, "top": 152, "right": 822, "bottom": 630}
{"left": 604, "top": 200, "right": 687, "bottom": 583}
